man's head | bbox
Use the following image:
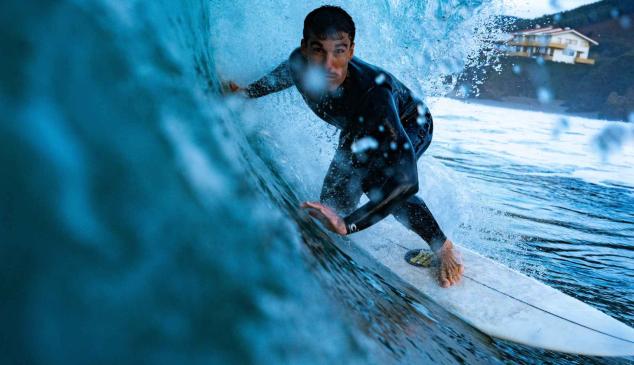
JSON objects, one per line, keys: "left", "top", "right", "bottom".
{"left": 301, "top": 6, "right": 355, "bottom": 91}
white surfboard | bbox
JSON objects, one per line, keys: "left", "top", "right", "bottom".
{"left": 358, "top": 240, "right": 634, "bottom": 357}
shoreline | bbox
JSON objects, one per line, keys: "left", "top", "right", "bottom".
{"left": 445, "top": 96, "right": 608, "bottom": 121}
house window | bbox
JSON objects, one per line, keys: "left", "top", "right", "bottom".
{"left": 563, "top": 48, "right": 575, "bottom": 56}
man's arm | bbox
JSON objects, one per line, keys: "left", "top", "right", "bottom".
{"left": 343, "top": 87, "right": 419, "bottom": 234}
{"left": 242, "top": 60, "right": 294, "bottom": 98}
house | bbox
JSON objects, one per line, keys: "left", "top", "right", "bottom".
{"left": 505, "top": 26, "right": 599, "bottom": 65}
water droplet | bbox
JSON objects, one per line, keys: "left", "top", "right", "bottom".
{"left": 620, "top": 15, "right": 631, "bottom": 29}
{"left": 512, "top": 64, "right": 521, "bottom": 75}
{"left": 369, "top": 188, "right": 384, "bottom": 201}
{"left": 537, "top": 87, "right": 552, "bottom": 104}
{"left": 552, "top": 117, "right": 569, "bottom": 139}
{"left": 536, "top": 56, "right": 545, "bottom": 66}
{"left": 403, "top": 143, "right": 410, "bottom": 150}
{"left": 351, "top": 136, "right": 379, "bottom": 153}
{"left": 416, "top": 117, "right": 424, "bottom": 125}
{"left": 302, "top": 65, "right": 327, "bottom": 95}
{"left": 378, "top": 125, "right": 385, "bottom": 132}
{"left": 593, "top": 125, "right": 628, "bottom": 160}
{"left": 390, "top": 141, "right": 397, "bottom": 150}
{"left": 358, "top": 116, "right": 364, "bottom": 123}
{"left": 458, "top": 84, "right": 469, "bottom": 97}
{"left": 375, "top": 73, "right": 386, "bottom": 85}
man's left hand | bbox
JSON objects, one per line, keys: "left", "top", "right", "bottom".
{"left": 300, "top": 201, "right": 348, "bottom": 235}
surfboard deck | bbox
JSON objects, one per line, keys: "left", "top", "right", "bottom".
{"left": 359, "top": 240, "right": 634, "bottom": 357}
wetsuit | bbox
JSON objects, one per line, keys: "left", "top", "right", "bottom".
{"left": 245, "top": 48, "right": 447, "bottom": 251}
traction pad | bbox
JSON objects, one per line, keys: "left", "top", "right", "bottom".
{"left": 404, "top": 249, "right": 435, "bottom": 268}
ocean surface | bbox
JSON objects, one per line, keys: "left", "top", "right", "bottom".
{"left": 2, "top": 1, "right": 633, "bottom": 364}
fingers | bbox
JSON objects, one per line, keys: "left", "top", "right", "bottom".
{"left": 301, "top": 202, "right": 335, "bottom": 218}
{"left": 305, "top": 207, "right": 328, "bottom": 224}
{"left": 220, "top": 81, "right": 244, "bottom": 95}
{"left": 301, "top": 201, "right": 323, "bottom": 210}
{"left": 306, "top": 208, "right": 323, "bottom": 220}
{"left": 229, "top": 81, "right": 240, "bottom": 92}
{"left": 300, "top": 201, "right": 346, "bottom": 235}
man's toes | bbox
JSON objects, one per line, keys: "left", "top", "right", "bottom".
{"left": 451, "top": 273, "right": 461, "bottom": 285}
{"left": 449, "top": 273, "right": 458, "bottom": 286}
{"left": 439, "top": 270, "right": 450, "bottom": 287}
{"left": 445, "top": 268, "right": 461, "bottom": 286}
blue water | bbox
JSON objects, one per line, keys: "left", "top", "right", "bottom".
{"left": 2, "top": 1, "right": 633, "bottom": 364}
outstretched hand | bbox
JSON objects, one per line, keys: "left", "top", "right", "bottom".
{"left": 221, "top": 81, "right": 243, "bottom": 95}
{"left": 300, "top": 201, "right": 348, "bottom": 235}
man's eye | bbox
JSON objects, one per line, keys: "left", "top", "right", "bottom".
{"left": 312, "top": 48, "right": 324, "bottom": 53}
{"left": 335, "top": 49, "right": 345, "bottom": 54}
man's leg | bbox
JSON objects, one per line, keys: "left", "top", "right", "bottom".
{"left": 391, "top": 195, "right": 446, "bottom": 251}
{"left": 391, "top": 194, "right": 464, "bottom": 288}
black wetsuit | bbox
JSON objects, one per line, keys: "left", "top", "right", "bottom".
{"left": 245, "top": 48, "right": 447, "bottom": 251}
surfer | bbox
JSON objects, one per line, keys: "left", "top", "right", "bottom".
{"left": 225, "top": 6, "right": 463, "bottom": 288}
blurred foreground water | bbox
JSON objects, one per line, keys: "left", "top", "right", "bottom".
{"left": 1, "top": 1, "right": 633, "bottom": 364}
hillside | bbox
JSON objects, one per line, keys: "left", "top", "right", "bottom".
{"left": 457, "top": 0, "right": 634, "bottom": 121}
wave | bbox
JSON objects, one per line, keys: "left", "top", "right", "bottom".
{"left": 0, "top": 0, "right": 504, "bottom": 363}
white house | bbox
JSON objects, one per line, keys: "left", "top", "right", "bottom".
{"left": 506, "top": 26, "right": 599, "bottom": 65}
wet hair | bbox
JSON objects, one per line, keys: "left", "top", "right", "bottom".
{"left": 303, "top": 6, "right": 355, "bottom": 44}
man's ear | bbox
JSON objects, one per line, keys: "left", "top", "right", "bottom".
{"left": 349, "top": 42, "right": 355, "bottom": 59}
{"left": 300, "top": 38, "right": 307, "bottom": 56}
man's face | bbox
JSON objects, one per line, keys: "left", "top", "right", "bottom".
{"left": 301, "top": 32, "right": 355, "bottom": 91}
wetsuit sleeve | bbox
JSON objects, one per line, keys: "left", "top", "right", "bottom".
{"left": 343, "top": 87, "right": 419, "bottom": 234}
{"left": 244, "top": 61, "right": 294, "bottom": 98}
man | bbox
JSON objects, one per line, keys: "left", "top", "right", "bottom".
{"left": 226, "top": 6, "right": 463, "bottom": 287}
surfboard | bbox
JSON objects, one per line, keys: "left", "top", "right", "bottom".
{"left": 358, "top": 240, "right": 634, "bottom": 357}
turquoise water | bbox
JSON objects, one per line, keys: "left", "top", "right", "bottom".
{"left": 2, "top": 1, "right": 633, "bottom": 364}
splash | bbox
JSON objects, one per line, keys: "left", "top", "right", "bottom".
{"left": 1, "top": 0, "right": 505, "bottom": 363}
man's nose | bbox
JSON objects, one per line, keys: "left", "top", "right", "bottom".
{"left": 325, "top": 53, "right": 336, "bottom": 71}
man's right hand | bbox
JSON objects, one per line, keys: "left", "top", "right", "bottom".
{"left": 221, "top": 81, "right": 244, "bottom": 95}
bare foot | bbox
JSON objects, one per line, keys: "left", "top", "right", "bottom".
{"left": 436, "top": 240, "right": 464, "bottom": 288}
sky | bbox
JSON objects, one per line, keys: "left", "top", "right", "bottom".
{"left": 502, "top": 0, "right": 602, "bottom": 18}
